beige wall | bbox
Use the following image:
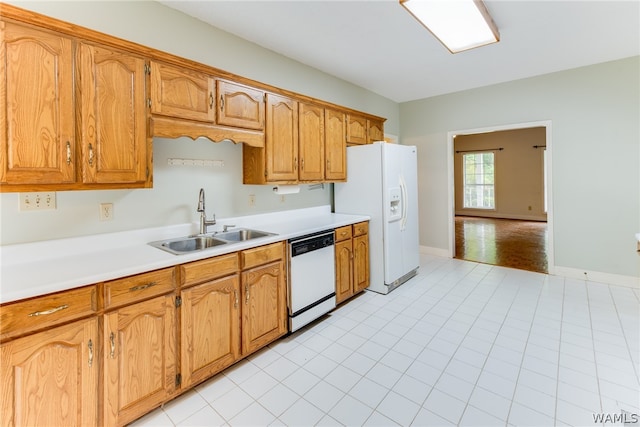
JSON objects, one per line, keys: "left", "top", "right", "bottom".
{"left": 454, "top": 127, "right": 547, "bottom": 221}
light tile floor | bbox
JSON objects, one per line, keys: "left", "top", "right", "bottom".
{"left": 131, "top": 255, "right": 640, "bottom": 426}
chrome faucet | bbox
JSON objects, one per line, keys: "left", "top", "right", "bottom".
{"left": 197, "top": 188, "right": 216, "bottom": 235}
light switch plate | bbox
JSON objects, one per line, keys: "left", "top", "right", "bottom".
{"left": 20, "top": 192, "right": 56, "bottom": 211}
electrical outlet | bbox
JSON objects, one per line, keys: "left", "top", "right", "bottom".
{"left": 248, "top": 194, "right": 256, "bottom": 207}
{"left": 20, "top": 192, "right": 56, "bottom": 211}
{"left": 100, "top": 203, "right": 114, "bottom": 221}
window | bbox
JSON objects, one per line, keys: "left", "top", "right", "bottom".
{"left": 463, "top": 152, "right": 495, "bottom": 209}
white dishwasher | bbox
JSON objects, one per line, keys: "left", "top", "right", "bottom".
{"left": 288, "top": 231, "right": 336, "bottom": 332}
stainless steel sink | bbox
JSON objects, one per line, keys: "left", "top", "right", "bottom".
{"left": 149, "top": 235, "right": 228, "bottom": 255}
{"left": 215, "top": 228, "right": 275, "bottom": 242}
{"left": 148, "top": 228, "right": 276, "bottom": 255}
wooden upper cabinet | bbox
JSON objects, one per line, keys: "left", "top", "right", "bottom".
{"left": 150, "top": 61, "right": 215, "bottom": 123}
{"left": 324, "top": 108, "right": 347, "bottom": 181}
{"left": 78, "top": 43, "right": 148, "bottom": 185}
{"left": 368, "top": 119, "right": 384, "bottom": 143}
{"left": 217, "top": 80, "right": 265, "bottom": 130}
{"left": 265, "top": 93, "right": 298, "bottom": 182}
{"left": 0, "top": 22, "right": 76, "bottom": 185}
{"left": 1, "top": 318, "right": 99, "bottom": 427}
{"left": 298, "top": 102, "right": 325, "bottom": 182}
{"left": 346, "top": 114, "right": 368, "bottom": 145}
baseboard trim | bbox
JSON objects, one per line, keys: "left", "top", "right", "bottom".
{"left": 550, "top": 266, "right": 640, "bottom": 289}
{"left": 455, "top": 212, "right": 548, "bottom": 222}
{"left": 420, "top": 245, "right": 450, "bottom": 258}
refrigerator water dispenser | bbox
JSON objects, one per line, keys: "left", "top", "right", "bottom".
{"left": 388, "top": 187, "right": 402, "bottom": 221}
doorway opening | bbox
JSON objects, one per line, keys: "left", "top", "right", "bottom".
{"left": 447, "top": 121, "right": 554, "bottom": 274}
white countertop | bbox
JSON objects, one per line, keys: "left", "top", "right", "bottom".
{"left": 0, "top": 206, "right": 369, "bottom": 304}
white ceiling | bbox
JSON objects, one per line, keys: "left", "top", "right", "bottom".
{"left": 160, "top": 0, "right": 640, "bottom": 103}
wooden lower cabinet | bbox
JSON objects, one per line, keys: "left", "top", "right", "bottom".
{"left": 103, "top": 294, "right": 177, "bottom": 427}
{"left": 0, "top": 318, "right": 99, "bottom": 427}
{"left": 0, "top": 242, "right": 289, "bottom": 426}
{"left": 335, "top": 222, "right": 370, "bottom": 304}
{"left": 353, "top": 233, "right": 370, "bottom": 293}
{"left": 241, "top": 260, "right": 287, "bottom": 355}
{"left": 181, "top": 274, "right": 240, "bottom": 388}
{"left": 335, "top": 238, "right": 354, "bottom": 304}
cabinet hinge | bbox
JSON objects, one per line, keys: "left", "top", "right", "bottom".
{"left": 175, "top": 296, "right": 182, "bottom": 308}
{"left": 175, "top": 373, "right": 182, "bottom": 387}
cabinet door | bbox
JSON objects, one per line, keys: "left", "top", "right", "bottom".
{"left": 324, "top": 109, "right": 347, "bottom": 181}
{"left": 217, "top": 80, "right": 265, "bottom": 130}
{"left": 0, "top": 318, "right": 98, "bottom": 427}
{"left": 181, "top": 275, "right": 240, "bottom": 388}
{"left": 353, "top": 234, "right": 370, "bottom": 293}
{"left": 335, "top": 239, "right": 353, "bottom": 305}
{"left": 150, "top": 61, "right": 215, "bottom": 122}
{"left": 78, "top": 43, "right": 148, "bottom": 185}
{"left": 241, "top": 261, "right": 286, "bottom": 355}
{"left": 265, "top": 93, "right": 298, "bottom": 182}
{"left": 346, "top": 114, "right": 367, "bottom": 145}
{"left": 368, "top": 119, "right": 384, "bottom": 143}
{"left": 0, "top": 22, "right": 75, "bottom": 185}
{"left": 298, "top": 103, "right": 324, "bottom": 181}
{"left": 103, "top": 294, "right": 177, "bottom": 426}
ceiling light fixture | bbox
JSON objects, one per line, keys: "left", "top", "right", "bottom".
{"left": 399, "top": 0, "right": 500, "bottom": 53}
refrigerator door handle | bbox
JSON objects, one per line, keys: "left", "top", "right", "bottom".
{"left": 400, "top": 175, "right": 408, "bottom": 231}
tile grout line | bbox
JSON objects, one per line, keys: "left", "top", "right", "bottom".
{"left": 499, "top": 272, "right": 552, "bottom": 425}
{"left": 584, "top": 280, "right": 606, "bottom": 426}
{"left": 547, "top": 276, "right": 564, "bottom": 427}
{"left": 605, "top": 283, "right": 640, "bottom": 399}
{"left": 407, "top": 264, "right": 514, "bottom": 425}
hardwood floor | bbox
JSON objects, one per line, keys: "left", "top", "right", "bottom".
{"left": 454, "top": 216, "right": 548, "bottom": 273}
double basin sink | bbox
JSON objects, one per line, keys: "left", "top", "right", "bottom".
{"left": 149, "top": 228, "right": 276, "bottom": 255}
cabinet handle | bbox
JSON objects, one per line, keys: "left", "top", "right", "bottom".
{"left": 220, "top": 95, "right": 224, "bottom": 111}
{"left": 301, "top": 158, "right": 305, "bottom": 171}
{"left": 109, "top": 332, "right": 116, "bottom": 359}
{"left": 327, "top": 159, "right": 330, "bottom": 168}
{"left": 88, "top": 143, "right": 94, "bottom": 167}
{"left": 88, "top": 339, "right": 94, "bottom": 367}
{"left": 294, "top": 157, "right": 297, "bottom": 171}
{"left": 245, "top": 284, "right": 249, "bottom": 304}
{"left": 209, "top": 92, "right": 214, "bottom": 109}
{"left": 66, "top": 141, "right": 72, "bottom": 165}
{"left": 129, "top": 281, "right": 157, "bottom": 293}
{"left": 234, "top": 289, "right": 239, "bottom": 308}
{"left": 28, "top": 304, "right": 68, "bottom": 317}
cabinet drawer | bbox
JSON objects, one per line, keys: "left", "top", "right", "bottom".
{"left": 0, "top": 285, "right": 97, "bottom": 341}
{"left": 181, "top": 253, "right": 239, "bottom": 288}
{"left": 353, "top": 222, "right": 369, "bottom": 237}
{"left": 103, "top": 267, "right": 175, "bottom": 310}
{"left": 335, "top": 225, "right": 352, "bottom": 242}
{"left": 241, "top": 242, "right": 284, "bottom": 270}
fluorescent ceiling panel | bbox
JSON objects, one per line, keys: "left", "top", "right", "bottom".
{"left": 400, "top": 0, "right": 500, "bottom": 53}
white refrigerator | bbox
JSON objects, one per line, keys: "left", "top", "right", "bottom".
{"left": 334, "top": 142, "right": 420, "bottom": 294}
